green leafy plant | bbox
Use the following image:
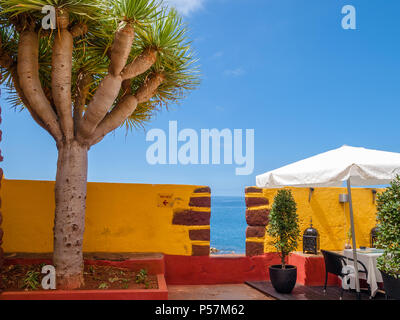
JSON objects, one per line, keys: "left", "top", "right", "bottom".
{"left": 135, "top": 268, "right": 148, "bottom": 283}
{"left": 21, "top": 270, "right": 40, "bottom": 290}
{"left": 135, "top": 268, "right": 150, "bottom": 288}
{"left": 267, "top": 189, "right": 301, "bottom": 268}
{"left": 376, "top": 175, "right": 400, "bottom": 278}
{"left": 98, "top": 282, "right": 109, "bottom": 289}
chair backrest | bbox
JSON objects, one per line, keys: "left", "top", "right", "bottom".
{"left": 321, "top": 250, "right": 346, "bottom": 277}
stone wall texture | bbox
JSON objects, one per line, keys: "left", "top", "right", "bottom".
{"left": 172, "top": 187, "right": 211, "bottom": 256}
{"left": 245, "top": 187, "right": 269, "bottom": 257}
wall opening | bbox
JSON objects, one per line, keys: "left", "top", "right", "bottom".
{"left": 210, "top": 195, "right": 246, "bottom": 255}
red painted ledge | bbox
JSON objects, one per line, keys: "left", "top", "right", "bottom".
{"left": 0, "top": 274, "right": 168, "bottom": 300}
{"left": 164, "top": 253, "right": 282, "bottom": 285}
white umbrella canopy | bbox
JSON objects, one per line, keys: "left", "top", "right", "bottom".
{"left": 256, "top": 145, "right": 400, "bottom": 188}
{"left": 256, "top": 145, "right": 400, "bottom": 299}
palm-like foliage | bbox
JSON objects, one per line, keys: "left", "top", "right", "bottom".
{"left": 0, "top": 0, "right": 199, "bottom": 130}
{"left": 113, "top": 0, "right": 161, "bottom": 25}
{"left": 1, "top": 0, "right": 104, "bottom": 21}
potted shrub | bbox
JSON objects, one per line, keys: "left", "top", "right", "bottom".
{"left": 376, "top": 175, "right": 400, "bottom": 300}
{"left": 267, "top": 189, "right": 300, "bottom": 293}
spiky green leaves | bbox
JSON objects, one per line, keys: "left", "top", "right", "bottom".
{"left": 123, "top": 8, "right": 199, "bottom": 128}
{"left": 0, "top": 0, "right": 199, "bottom": 132}
{"left": 1, "top": 0, "right": 103, "bottom": 21}
{"left": 113, "top": 0, "right": 161, "bottom": 26}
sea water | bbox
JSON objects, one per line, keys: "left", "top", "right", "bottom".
{"left": 210, "top": 196, "right": 247, "bottom": 254}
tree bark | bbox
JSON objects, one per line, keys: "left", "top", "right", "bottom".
{"left": 53, "top": 140, "right": 88, "bottom": 289}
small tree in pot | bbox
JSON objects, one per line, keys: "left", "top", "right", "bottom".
{"left": 267, "top": 189, "right": 300, "bottom": 293}
{"left": 376, "top": 176, "right": 400, "bottom": 300}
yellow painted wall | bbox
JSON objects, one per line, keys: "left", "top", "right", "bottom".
{"left": 1, "top": 179, "right": 210, "bottom": 255}
{"left": 3, "top": 180, "right": 383, "bottom": 255}
{"left": 260, "top": 187, "right": 384, "bottom": 252}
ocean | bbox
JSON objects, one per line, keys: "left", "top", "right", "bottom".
{"left": 210, "top": 196, "right": 247, "bottom": 254}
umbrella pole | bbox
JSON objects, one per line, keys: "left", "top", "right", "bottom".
{"left": 347, "top": 179, "right": 361, "bottom": 299}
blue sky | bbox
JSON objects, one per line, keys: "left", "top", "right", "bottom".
{"left": 1, "top": 0, "right": 400, "bottom": 196}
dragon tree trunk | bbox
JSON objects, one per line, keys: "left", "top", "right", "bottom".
{"left": 53, "top": 140, "right": 88, "bottom": 289}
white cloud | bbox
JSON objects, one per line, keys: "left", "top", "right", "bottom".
{"left": 224, "top": 68, "right": 245, "bottom": 77}
{"left": 164, "top": 0, "right": 205, "bottom": 15}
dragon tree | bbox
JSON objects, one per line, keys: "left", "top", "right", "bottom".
{"left": 0, "top": 0, "right": 198, "bottom": 289}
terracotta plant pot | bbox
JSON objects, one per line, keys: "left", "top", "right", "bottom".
{"left": 269, "top": 265, "right": 297, "bottom": 294}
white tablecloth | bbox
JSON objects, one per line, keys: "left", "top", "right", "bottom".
{"left": 343, "top": 249, "right": 384, "bottom": 297}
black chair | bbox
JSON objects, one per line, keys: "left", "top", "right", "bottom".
{"left": 321, "top": 250, "right": 370, "bottom": 300}
{"left": 381, "top": 271, "right": 400, "bottom": 300}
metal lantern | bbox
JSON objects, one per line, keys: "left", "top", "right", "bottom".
{"left": 303, "top": 218, "right": 320, "bottom": 255}
{"left": 370, "top": 226, "right": 379, "bottom": 248}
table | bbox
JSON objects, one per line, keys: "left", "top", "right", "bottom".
{"left": 343, "top": 249, "right": 384, "bottom": 297}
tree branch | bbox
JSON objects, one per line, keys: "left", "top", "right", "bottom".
{"left": 121, "top": 79, "right": 132, "bottom": 96}
{"left": 73, "top": 72, "right": 91, "bottom": 131}
{"left": 135, "top": 73, "right": 165, "bottom": 104}
{"left": 109, "top": 24, "right": 135, "bottom": 76}
{"left": 0, "top": 42, "right": 14, "bottom": 70}
{"left": 120, "top": 48, "right": 157, "bottom": 81}
{"left": 17, "top": 31, "right": 63, "bottom": 144}
{"left": 10, "top": 65, "right": 47, "bottom": 130}
{"left": 52, "top": 25, "right": 74, "bottom": 142}
{"left": 89, "top": 73, "right": 165, "bottom": 146}
{"left": 76, "top": 74, "right": 122, "bottom": 142}
{"left": 90, "top": 95, "right": 138, "bottom": 146}
{"left": 76, "top": 25, "right": 135, "bottom": 142}
{"left": 1, "top": 37, "right": 48, "bottom": 130}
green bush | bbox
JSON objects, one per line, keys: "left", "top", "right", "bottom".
{"left": 267, "top": 189, "right": 300, "bottom": 268}
{"left": 376, "top": 175, "right": 400, "bottom": 278}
